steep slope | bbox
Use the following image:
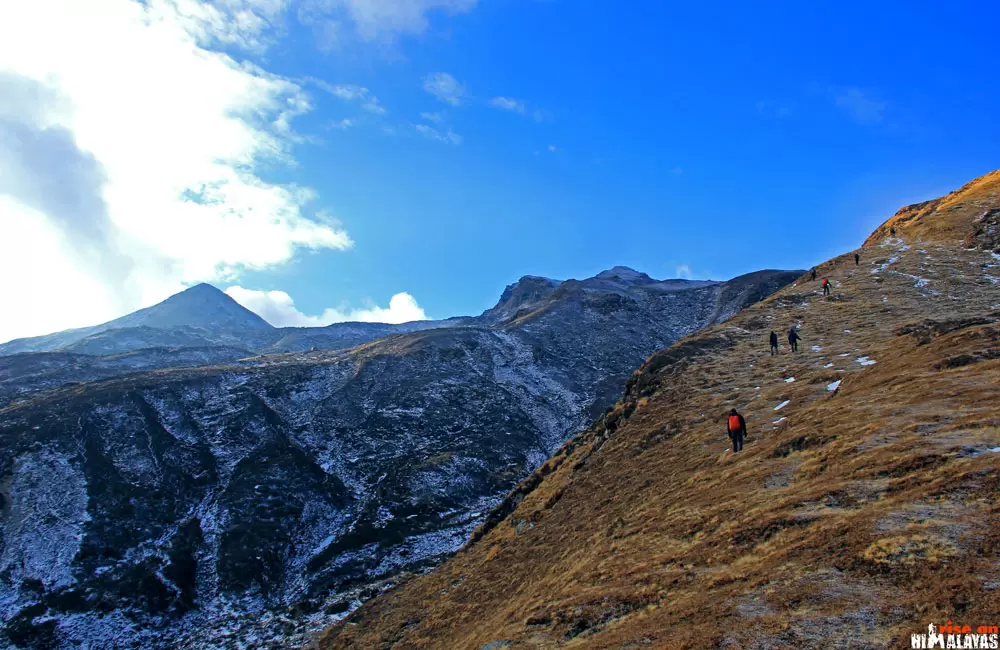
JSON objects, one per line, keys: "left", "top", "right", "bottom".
{"left": 319, "top": 170, "right": 1000, "bottom": 650}
{"left": 0, "top": 267, "right": 798, "bottom": 649}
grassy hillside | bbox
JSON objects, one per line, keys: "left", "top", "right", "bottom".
{"left": 316, "top": 170, "right": 1000, "bottom": 650}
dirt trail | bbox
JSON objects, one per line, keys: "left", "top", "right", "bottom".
{"left": 316, "top": 172, "right": 1000, "bottom": 650}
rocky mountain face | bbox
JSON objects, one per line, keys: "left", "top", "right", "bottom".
{"left": 320, "top": 170, "right": 1000, "bottom": 650}
{"left": 0, "top": 266, "right": 800, "bottom": 649}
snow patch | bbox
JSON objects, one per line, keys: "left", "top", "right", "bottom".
{"left": 871, "top": 256, "right": 900, "bottom": 273}
{"left": 823, "top": 363, "right": 834, "bottom": 368}
{"left": 0, "top": 451, "right": 89, "bottom": 593}
{"left": 784, "top": 377, "right": 795, "bottom": 383}
{"left": 827, "top": 380, "right": 842, "bottom": 392}
{"left": 774, "top": 400, "right": 790, "bottom": 411}
{"left": 811, "top": 345, "right": 822, "bottom": 352}
{"left": 856, "top": 356, "right": 877, "bottom": 366}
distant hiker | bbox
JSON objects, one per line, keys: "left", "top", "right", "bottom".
{"left": 769, "top": 330, "right": 779, "bottom": 355}
{"left": 822, "top": 278, "right": 831, "bottom": 296}
{"left": 890, "top": 227, "right": 896, "bottom": 237}
{"left": 727, "top": 409, "right": 747, "bottom": 453}
{"left": 854, "top": 253, "right": 860, "bottom": 266}
{"left": 788, "top": 327, "right": 801, "bottom": 352}
{"left": 810, "top": 268, "right": 817, "bottom": 281}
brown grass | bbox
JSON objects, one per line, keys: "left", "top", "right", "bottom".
{"left": 314, "top": 170, "right": 1000, "bottom": 650}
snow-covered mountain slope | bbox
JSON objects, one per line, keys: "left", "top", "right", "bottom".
{"left": 0, "top": 267, "right": 799, "bottom": 649}
{"left": 0, "top": 284, "right": 468, "bottom": 360}
{"left": 0, "top": 284, "right": 270, "bottom": 355}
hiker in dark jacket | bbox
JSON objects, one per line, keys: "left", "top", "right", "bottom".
{"left": 727, "top": 409, "right": 747, "bottom": 452}
{"left": 788, "top": 327, "right": 801, "bottom": 352}
{"left": 854, "top": 253, "right": 860, "bottom": 266}
{"left": 810, "top": 268, "right": 817, "bottom": 281}
{"left": 822, "top": 278, "right": 831, "bottom": 296}
{"left": 769, "top": 330, "right": 779, "bottom": 355}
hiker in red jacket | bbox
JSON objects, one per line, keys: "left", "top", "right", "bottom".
{"left": 822, "top": 278, "right": 831, "bottom": 296}
{"left": 727, "top": 409, "right": 747, "bottom": 452}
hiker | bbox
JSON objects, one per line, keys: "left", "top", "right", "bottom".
{"left": 788, "top": 327, "right": 801, "bottom": 352}
{"left": 854, "top": 253, "right": 860, "bottom": 266}
{"left": 769, "top": 330, "right": 779, "bottom": 355}
{"left": 822, "top": 278, "right": 831, "bottom": 296}
{"left": 810, "top": 268, "right": 817, "bottom": 281}
{"left": 890, "top": 227, "right": 896, "bottom": 237}
{"left": 727, "top": 409, "right": 747, "bottom": 452}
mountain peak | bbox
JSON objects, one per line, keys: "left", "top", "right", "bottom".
{"left": 110, "top": 283, "right": 272, "bottom": 332}
{"left": 480, "top": 275, "right": 561, "bottom": 323}
{"left": 181, "top": 282, "right": 226, "bottom": 295}
{"left": 593, "top": 266, "right": 655, "bottom": 283}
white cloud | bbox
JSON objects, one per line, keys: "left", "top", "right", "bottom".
{"left": 416, "top": 123, "right": 462, "bottom": 145}
{"left": 489, "top": 96, "right": 525, "bottom": 114}
{"left": 834, "top": 88, "right": 887, "bottom": 124}
{"left": 315, "top": 80, "right": 387, "bottom": 114}
{"left": 420, "top": 111, "right": 445, "bottom": 123}
{"left": 298, "top": 0, "right": 477, "bottom": 44}
{"left": 423, "top": 72, "right": 465, "bottom": 106}
{"left": 548, "top": 144, "right": 557, "bottom": 152}
{"left": 331, "top": 118, "right": 354, "bottom": 129}
{"left": 324, "top": 83, "right": 368, "bottom": 100}
{"left": 226, "top": 286, "right": 429, "bottom": 326}
{"left": 362, "top": 98, "right": 386, "bottom": 115}
{"left": 0, "top": 0, "right": 352, "bottom": 343}
{"left": 675, "top": 264, "right": 692, "bottom": 280}
{"left": 167, "top": 0, "right": 291, "bottom": 53}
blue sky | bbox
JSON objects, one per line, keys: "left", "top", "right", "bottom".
{"left": 2, "top": 0, "right": 998, "bottom": 338}
{"left": 249, "top": 0, "right": 1000, "bottom": 320}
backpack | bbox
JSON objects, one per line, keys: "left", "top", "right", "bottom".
{"left": 728, "top": 414, "right": 741, "bottom": 432}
